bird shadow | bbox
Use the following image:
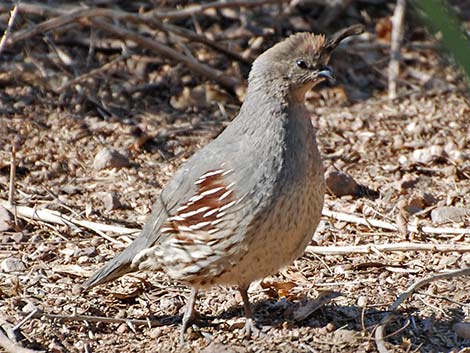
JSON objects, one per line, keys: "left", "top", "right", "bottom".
{"left": 160, "top": 296, "right": 470, "bottom": 352}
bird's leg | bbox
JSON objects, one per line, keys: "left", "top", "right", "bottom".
{"left": 180, "top": 287, "right": 198, "bottom": 344}
{"left": 238, "top": 285, "right": 259, "bottom": 338}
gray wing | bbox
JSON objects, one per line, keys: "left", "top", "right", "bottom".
{"left": 83, "top": 129, "right": 250, "bottom": 288}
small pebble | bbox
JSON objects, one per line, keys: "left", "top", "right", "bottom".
{"left": 1, "top": 257, "right": 26, "bottom": 273}
{"left": 93, "top": 147, "right": 131, "bottom": 170}
{"left": 431, "top": 207, "right": 470, "bottom": 224}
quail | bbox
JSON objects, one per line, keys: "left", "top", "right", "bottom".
{"left": 83, "top": 25, "right": 364, "bottom": 341}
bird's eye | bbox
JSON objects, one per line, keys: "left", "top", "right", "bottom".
{"left": 296, "top": 59, "right": 308, "bottom": 69}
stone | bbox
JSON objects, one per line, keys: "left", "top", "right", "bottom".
{"left": 93, "top": 147, "right": 131, "bottom": 170}
{"left": 430, "top": 207, "right": 470, "bottom": 224}
{"left": 1, "top": 257, "right": 26, "bottom": 273}
{"left": 325, "top": 166, "right": 360, "bottom": 197}
{"left": 0, "top": 205, "right": 12, "bottom": 232}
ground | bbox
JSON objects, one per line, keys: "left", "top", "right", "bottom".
{"left": 0, "top": 1, "right": 469, "bottom": 353}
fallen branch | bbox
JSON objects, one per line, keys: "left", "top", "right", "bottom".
{"left": 7, "top": 5, "right": 241, "bottom": 92}
{"left": 149, "top": 0, "right": 289, "bottom": 20}
{"left": 0, "top": 200, "right": 138, "bottom": 244}
{"left": 307, "top": 242, "right": 470, "bottom": 256}
{"left": 388, "top": 0, "right": 406, "bottom": 100}
{"left": 3, "top": 198, "right": 468, "bottom": 252}
{"left": 57, "top": 52, "right": 132, "bottom": 93}
{"left": 374, "top": 267, "right": 470, "bottom": 353}
{"left": 322, "top": 208, "right": 470, "bottom": 236}
{"left": 22, "top": 311, "right": 161, "bottom": 328}
{"left": 0, "top": 3, "right": 18, "bottom": 56}
{"left": 86, "top": 17, "right": 239, "bottom": 92}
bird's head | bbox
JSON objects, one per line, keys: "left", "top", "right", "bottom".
{"left": 248, "top": 25, "right": 364, "bottom": 102}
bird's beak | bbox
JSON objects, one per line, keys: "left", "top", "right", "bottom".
{"left": 318, "top": 66, "right": 335, "bottom": 84}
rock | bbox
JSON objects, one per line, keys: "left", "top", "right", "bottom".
{"left": 454, "top": 322, "right": 470, "bottom": 339}
{"left": 325, "top": 167, "right": 360, "bottom": 197}
{"left": 430, "top": 207, "right": 470, "bottom": 224}
{"left": 77, "top": 246, "right": 97, "bottom": 257}
{"left": 0, "top": 205, "right": 12, "bottom": 232}
{"left": 411, "top": 145, "right": 445, "bottom": 164}
{"left": 22, "top": 301, "right": 38, "bottom": 313}
{"left": 61, "top": 185, "right": 81, "bottom": 195}
{"left": 93, "top": 147, "right": 131, "bottom": 170}
{"left": 99, "top": 192, "right": 122, "bottom": 211}
{"left": 1, "top": 257, "right": 26, "bottom": 273}
{"left": 11, "top": 232, "right": 26, "bottom": 243}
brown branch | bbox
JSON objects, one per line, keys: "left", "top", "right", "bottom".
{"left": 86, "top": 17, "right": 240, "bottom": 92}
{"left": 161, "top": 22, "right": 251, "bottom": 65}
{"left": 57, "top": 52, "right": 132, "bottom": 93}
{"left": 148, "top": 0, "right": 289, "bottom": 20}
{"left": 7, "top": 5, "right": 240, "bottom": 92}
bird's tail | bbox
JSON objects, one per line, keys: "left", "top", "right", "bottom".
{"left": 82, "top": 235, "right": 148, "bottom": 289}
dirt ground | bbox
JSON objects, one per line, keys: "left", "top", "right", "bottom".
{"left": 0, "top": 1, "right": 469, "bottom": 352}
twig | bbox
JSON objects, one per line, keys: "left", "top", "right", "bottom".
{"left": 388, "top": 0, "right": 406, "bottom": 100}
{"left": 0, "top": 200, "right": 138, "bottom": 243}
{"left": 161, "top": 22, "right": 251, "bottom": 64}
{"left": 57, "top": 52, "right": 132, "bottom": 92}
{"left": 6, "top": 5, "right": 241, "bottom": 91}
{"left": 149, "top": 0, "right": 289, "bottom": 20}
{"left": 21, "top": 311, "right": 162, "bottom": 327}
{"left": 306, "top": 242, "right": 470, "bottom": 255}
{"left": 0, "top": 2, "right": 19, "bottom": 57}
{"left": 375, "top": 267, "right": 470, "bottom": 353}
{"left": 12, "top": 309, "right": 40, "bottom": 332}
{"left": 8, "top": 145, "right": 16, "bottom": 206}
{"left": 322, "top": 208, "right": 470, "bottom": 235}
{"left": 86, "top": 17, "right": 239, "bottom": 92}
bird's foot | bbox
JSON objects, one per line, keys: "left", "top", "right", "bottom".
{"left": 240, "top": 317, "right": 260, "bottom": 338}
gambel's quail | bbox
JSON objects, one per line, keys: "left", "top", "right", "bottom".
{"left": 83, "top": 25, "right": 364, "bottom": 341}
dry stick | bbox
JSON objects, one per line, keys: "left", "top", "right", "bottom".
{"left": 11, "top": 4, "right": 249, "bottom": 64}
{"left": 0, "top": 200, "right": 138, "bottom": 244}
{"left": 322, "top": 208, "right": 470, "bottom": 236}
{"left": 374, "top": 267, "right": 470, "bottom": 353}
{"left": 9, "top": 7, "right": 137, "bottom": 43}
{"left": 8, "top": 145, "right": 16, "bottom": 206}
{"left": 149, "top": 0, "right": 289, "bottom": 20}
{"left": 0, "top": 3, "right": 19, "bottom": 56}
{"left": 86, "top": 17, "right": 239, "bottom": 92}
{"left": 388, "top": 0, "right": 406, "bottom": 100}
{"left": 22, "top": 311, "right": 162, "bottom": 327}
{"left": 306, "top": 242, "right": 470, "bottom": 256}
{"left": 1, "top": 198, "right": 468, "bottom": 250}
{"left": 57, "top": 52, "right": 131, "bottom": 92}
{"left": 6, "top": 6, "right": 242, "bottom": 90}
{"left": 161, "top": 22, "right": 251, "bottom": 64}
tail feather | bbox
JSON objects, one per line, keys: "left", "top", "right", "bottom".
{"left": 83, "top": 236, "right": 147, "bottom": 289}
